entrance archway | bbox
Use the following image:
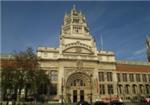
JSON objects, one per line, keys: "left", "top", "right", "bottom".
{"left": 66, "top": 72, "right": 91, "bottom": 103}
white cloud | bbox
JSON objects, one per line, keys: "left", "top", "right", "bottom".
{"left": 134, "top": 48, "right": 146, "bottom": 55}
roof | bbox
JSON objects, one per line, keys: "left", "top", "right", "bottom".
{"left": 0, "top": 54, "right": 14, "bottom": 59}
{"left": 116, "top": 63, "right": 150, "bottom": 73}
{"left": 0, "top": 58, "right": 17, "bottom": 68}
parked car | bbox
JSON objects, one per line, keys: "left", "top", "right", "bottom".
{"left": 144, "top": 98, "right": 150, "bottom": 103}
{"left": 110, "top": 101, "right": 124, "bottom": 105}
{"left": 77, "top": 101, "right": 90, "bottom": 105}
{"left": 94, "top": 101, "right": 108, "bottom": 105}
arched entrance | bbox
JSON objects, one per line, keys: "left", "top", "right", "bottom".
{"left": 66, "top": 72, "right": 91, "bottom": 103}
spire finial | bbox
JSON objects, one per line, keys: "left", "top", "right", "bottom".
{"left": 73, "top": 4, "right": 76, "bottom": 10}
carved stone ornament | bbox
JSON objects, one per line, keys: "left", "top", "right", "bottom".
{"left": 76, "top": 47, "right": 81, "bottom": 53}
{"left": 76, "top": 60, "right": 83, "bottom": 70}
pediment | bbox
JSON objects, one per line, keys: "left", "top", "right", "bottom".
{"left": 63, "top": 47, "right": 93, "bottom": 54}
{"left": 63, "top": 41, "right": 93, "bottom": 54}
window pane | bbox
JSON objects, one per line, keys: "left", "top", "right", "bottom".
{"left": 49, "top": 84, "right": 57, "bottom": 95}
{"left": 107, "top": 84, "right": 113, "bottom": 94}
{"left": 123, "top": 73, "right": 127, "bottom": 82}
{"left": 107, "top": 72, "right": 112, "bottom": 81}
{"left": 100, "top": 84, "right": 105, "bottom": 95}
{"left": 50, "top": 70, "right": 58, "bottom": 81}
{"left": 117, "top": 73, "right": 121, "bottom": 82}
{"left": 129, "top": 74, "right": 134, "bottom": 82}
{"left": 99, "top": 72, "right": 104, "bottom": 81}
{"left": 142, "top": 74, "right": 147, "bottom": 82}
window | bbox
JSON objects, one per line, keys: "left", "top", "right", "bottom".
{"left": 99, "top": 84, "right": 105, "bottom": 95}
{"left": 139, "top": 85, "right": 144, "bottom": 94}
{"left": 99, "top": 72, "right": 104, "bottom": 81}
{"left": 129, "top": 74, "right": 134, "bottom": 82}
{"left": 73, "top": 26, "right": 82, "bottom": 33}
{"left": 72, "top": 79, "right": 85, "bottom": 86}
{"left": 73, "top": 80, "right": 76, "bottom": 86}
{"left": 107, "top": 72, "right": 112, "bottom": 81}
{"left": 132, "top": 85, "right": 137, "bottom": 94}
{"left": 49, "top": 84, "right": 57, "bottom": 95}
{"left": 146, "top": 85, "right": 150, "bottom": 94}
{"left": 125, "top": 85, "right": 130, "bottom": 94}
{"left": 50, "top": 70, "right": 58, "bottom": 81}
{"left": 118, "top": 85, "right": 123, "bottom": 94}
{"left": 73, "top": 90, "right": 77, "bottom": 102}
{"left": 117, "top": 73, "right": 121, "bottom": 82}
{"left": 148, "top": 74, "right": 150, "bottom": 82}
{"left": 107, "top": 84, "right": 113, "bottom": 94}
{"left": 122, "top": 73, "right": 127, "bottom": 82}
{"left": 136, "top": 74, "right": 141, "bottom": 82}
{"left": 73, "top": 19, "right": 80, "bottom": 23}
{"left": 142, "top": 74, "right": 147, "bottom": 82}
{"left": 66, "top": 19, "right": 71, "bottom": 25}
{"left": 38, "top": 84, "right": 48, "bottom": 95}
{"left": 80, "top": 80, "right": 84, "bottom": 86}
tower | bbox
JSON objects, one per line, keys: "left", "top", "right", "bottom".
{"left": 146, "top": 36, "right": 150, "bottom": 62}
{"left": 59, "top": 5, "right": 97, "bottom": 55}
{"left": 37, "top": 5, "right": 116, "bottom": 103}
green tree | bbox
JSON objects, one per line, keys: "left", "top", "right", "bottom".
{"left": 1, "top": 47, "right": 51, "bottom": 104}
{"left": 13, "top": 48, "right": 39, "bottom": 102}
{"left": 35, "top": 70, "right": 50, "bottom": 102}
{"left": 1, "top": 68, "right": 14, "bottom": 100}
{"left": 1, "top": 68, "right": 19, "bottom": 105}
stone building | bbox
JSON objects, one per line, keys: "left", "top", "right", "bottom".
{"left": 36, "top": 6, "right": 150, "bottom": 102}
{"left": 116, "top": 61, "right": 150, "bottom": 101}
{"left": 1, "top": 5, "right": 150, "bottom": 103}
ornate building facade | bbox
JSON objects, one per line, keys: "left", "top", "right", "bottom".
{"left": 36, "top": 6, "right": 150, "bottom": 102}
{"left": 1, "top": 6, "right": 150, "bottom": 103}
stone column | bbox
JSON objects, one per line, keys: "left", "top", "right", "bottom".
{"left": 93, "top": 68, "right": 99, "bottom": 101}
{"left": 113, "top": 71, "right": 118, "bottom": 96}
{"left": 58, "top": 62, "right": 65, "bottom": 102}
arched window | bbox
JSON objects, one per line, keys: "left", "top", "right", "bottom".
{"left": 125, "top": 85, "right": 130, "bottom": 94}
{"left": 119, "top": 85, "right": 123, "bottom": 94}
{"left": 73, "top": 80, "right": 76, "bottom": 86}
{"left": 139, "top": 84, "right": 144, "bottom": 94}
{"left": 146, "top": 85, "right": 150, "bottom": 94}
{"left": 132, "top": 84, "right": 137, "bottom": 94}
{"left": 72, "top": 79, "right": 85, "bottom": 86}
{"left": 80, "top": 80, "right": 83, "bottom": 86}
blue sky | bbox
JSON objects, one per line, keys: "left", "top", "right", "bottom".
{"left": 1, "top": 1, "right": 150, "bottom": 61}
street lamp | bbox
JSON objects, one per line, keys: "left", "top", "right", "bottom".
{"left": 61, "top": 85, "right": 64, "bottom": 105}
{"left": 90, "top": 74, "right": 93, "bottom": 105}
{"left": 117, "top": 81, "right": 119, "bottom": 99}
{"left": 109, "top": 85, "right": 112, "bottom": 105}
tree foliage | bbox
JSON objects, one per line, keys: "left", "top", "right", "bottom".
{"left": 14, "top": 47, "right": 38, "bottom": 70}
{"left": 1, "top": 47, "right": 51, "bottom": 102}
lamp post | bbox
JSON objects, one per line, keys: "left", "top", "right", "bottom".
{"left": 61, "top": 78, "right": 64, "bottom": 105}
{"left": 90, "top": 74, "right": 93, "bottom": 105}
{"left": 117, "top": 81, "right": 119, "bottom": 99}
{"left": 109, "top": 86, "right": 112, "bottom": 105}
{"left": 61, "top": 85, "right": 64, "bottom": 105}
{"left": 109, "top": 89, "right": 111, "bottom": 105}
